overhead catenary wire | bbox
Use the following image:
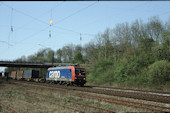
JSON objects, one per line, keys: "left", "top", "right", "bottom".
{"left": 51, "top": 1, "right": 98, "bottom": 36}
{"left": 8, "top": 5, "right": 14, "bottom": 48}
{"left": 0, "top": 2, "right": 97, "bottom": 57}
{"left": 16, "top": 26, "right": 50, "bottom": 45}
{"left": 0, "top": 2, "right": 58, "bottom": 49}
{"left": 2, "top": 2, "right": 95, "bottom": 39}
{"left": 6, "top": 2, "right": 64, "bottom": 34}
{"left": 73, "top": 2, "right": 150, "bottom": 29}
{"left": 1, "top": 1, "right": 170, "bottom": 38}
{"left": 2, "top": 2, "right": 49, "bottom": 26}
{"left": 1, "top": 2, "right": 51, "bottom": 49}
{"left": 54, "top": 1, "right": 98, "bottom": 24}
{"left": 1, "top": 1, "right": 95, "bottom": 58}
{"left": 13, "top": 26, "right": 95, "bottom": 58}
{"left": 0, "top": 25, "right": 50, "bottom": 56}
{"left": 0, "top": 41, "right": 13, "bottom": 46}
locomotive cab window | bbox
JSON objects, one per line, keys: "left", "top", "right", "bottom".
{"left": 75, "top": 68, "right": 80, "bottom": 74}
{"left": 75, "top": 68, "right": 86, "bottom": 75}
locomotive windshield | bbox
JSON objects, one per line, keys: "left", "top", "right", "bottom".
{"left": 75, "top": 68, "right": 86, "bottom": 75}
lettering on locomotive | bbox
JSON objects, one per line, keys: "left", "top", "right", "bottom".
{"left": 49, "top": 71, "right": 60, "bottom": 80}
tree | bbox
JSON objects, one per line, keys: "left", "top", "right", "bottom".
{"left": 161, "top": 30, "right": 170, "bottom": 47}
{"left": 46, "top": 49, "right": 55, "bottom": 63}
{"left": 36, "top": 48, "right": 50, "bottom": 62}
{"left": 147, "top": 16, "right": 164, "bottom": 43}
{"left": 61, "top": 44, "right": 74, "bottom": 63}
{"left": 72, "top": 52, "right": 84, "bottom": 64}
{"left": 83, "top": 41, "right": 98, "bottom": 63}
{"left": 131, "top": 19, "right": 146, "bottom": 47}
{"left": 75, "top": 44, "right": 82, "bottom": 53}
{"left": 56, "top": 49, "right": 62, "bottom": 63}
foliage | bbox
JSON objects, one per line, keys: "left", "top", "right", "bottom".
{"left": 147, "top": 60, "right": 170, "bottom": 85}
{"left": 72, "top": 52, "right": 85, "bottom": 64}
{"left": 87, "top": 59, "right": 113, "bottom": 84}
{"left": 86, "top": 16, "right": 170, "bottom": 88}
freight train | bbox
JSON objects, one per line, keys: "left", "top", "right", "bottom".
{"left": 8, "top": 65, "right": 86, "bottom": 86}
{"left": 11, "top": 70, "right": 40, "bottom": 82}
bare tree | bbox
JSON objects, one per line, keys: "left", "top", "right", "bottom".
{"left": 147, "top": 16, "right": 164, "bottom": 43}
{"left": 61, "top": 43, "right": 75, "bottom": 63}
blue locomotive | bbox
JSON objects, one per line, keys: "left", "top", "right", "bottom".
{"left": 46, "top": 66, "right": 86, "bottom": 86}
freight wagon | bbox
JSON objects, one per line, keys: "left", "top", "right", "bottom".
{"left": 23, "top": 70, "right": 39, "bottom": 81}
{"left": 11, "top": 71, "right": 17, "bottom": 79}
{"left": 10, "top": 70, "right": 39, "bottom": 81}
{"left": 46, "top": 66, "right": 86, "bottom": 86}
{"left": 17, "top": 71, "right": 24, "bottom": 80}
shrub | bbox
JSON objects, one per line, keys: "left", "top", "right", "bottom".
{"left": 86, "top": 59, "right": 113, "bottom": 84}
{"left": 147, "top": 60, "right": 170, "bottom": 85}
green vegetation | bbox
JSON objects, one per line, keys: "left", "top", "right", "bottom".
{"left": 6, "top": 16, "right": 170, "bottom": 89}
{"left": 148, "top": 60, "right": 170, "bottom": 86}
{"left": 72, "top": 51, "right": 85, "bottom": 64}
{"left": 86, "top": 16, "right": 170, "bottom": 89}
{"left": 64, "top": 95, "right": 119, "bottom": 111}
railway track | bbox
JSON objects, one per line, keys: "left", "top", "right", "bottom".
{"left": 0, "top": 92, "right": 85, "bottom": 113}
{"left": 13, "top": 79, "right": 170, "bottom": 104}
{"left": 0, "top": 102, "right": 19, "bottom": 113}
{"left": 90, "top": 85, "right": 170, "bottom": 95}
{"left": 27, "top": 91, "right": 116, "bottom": 113}
{"left": 10, "top": 80, "right": 170, "bottom": 112}
{"left": 1, "top": 81, "right": 117, "bottom": 113}
{"left": 12, "top": 84, "right": 116, "bottom": 113}
{"left": 76, "top": 93, "right": 170, "bottom": 112}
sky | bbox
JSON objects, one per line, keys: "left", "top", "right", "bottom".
{"left": 0, "top": 1, "right": 170, "bottom": 71}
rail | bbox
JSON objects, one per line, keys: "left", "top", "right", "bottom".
{"left": 0, "top": 102, "right": 18, "bottom": 113}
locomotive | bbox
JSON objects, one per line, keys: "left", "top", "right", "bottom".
{"left": 46, "top": 66, "right": 86, "bottom": 86}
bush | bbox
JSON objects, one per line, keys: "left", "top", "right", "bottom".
{"left": 86, "top": 59, "right": 113, "bottom": 84}
{"left": 112, "top": 61, "right": 126, "bottom": 83}
{"left": 165, "top": 81, "right": 170, "bottom": 88}
{"left": 87, "top": 52, "right": 170, "bottom": 88}
{"left": 147, "top": 60, "right": 170, "bottom": 85}
{"left": 151, "top": 45, "right": 170, "bottom": 61}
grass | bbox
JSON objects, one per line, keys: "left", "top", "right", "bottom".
{"left": 0, "top": 79, "right": 142, "bottom": 112}
{"left": 64, "top": 95, "right": 140, "bottom": 112}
